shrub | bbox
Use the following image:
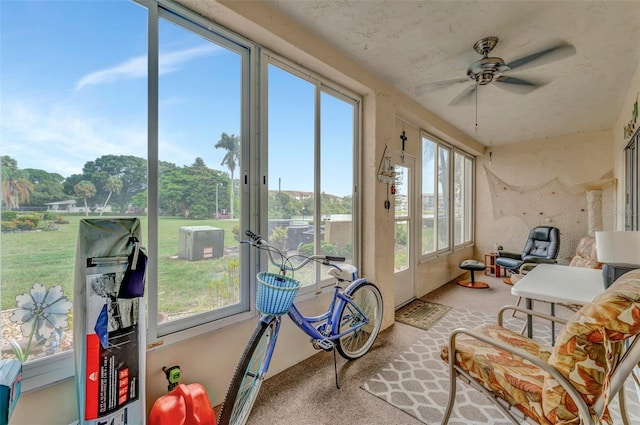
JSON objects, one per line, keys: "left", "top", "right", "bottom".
{"left": 17, "top": 215, "right": 40, "bottom": 228}
{"left": 1, "top": 211, "right": 18, "bottom": 221}
{"left": 43, "top": 212, "right": 62, "bottom": 220}
{"left": 1, "top": 220, "right": 17, "bottom": 232}
{"left": 298, "top": 242, "right": 313, "bottom": 256}
{"left": 55, "top": 219, "right": 70, "bottom": 224}
{"left": 16, "top": 219, "right": 36, "bottom": 231}
{"left": 298, "top": 241, "right": 339, "bottom": 257}
{"left": 338, "top": 242, "right": 352, "bottom": 259}
{"left": 188, "top": 204, "right": 209, "bottom": 220}
{"left": 232, "top": 226, "right": 241, "bottom": 242}
{"left": 38, "top": 220, "right": 59, "bottom": 231}
{"left": 270, "top": 226, "right": 288, "bottom": 250}
{"left": 319, "top": 241, "right": 338, "bottom": 256}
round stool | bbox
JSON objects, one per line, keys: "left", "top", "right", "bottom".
{"left": 458, "top": 259, "right": 490, "bottom": 289}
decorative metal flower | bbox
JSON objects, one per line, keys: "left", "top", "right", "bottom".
{"left": 9, "top": 282, "right": 72, "bottom": 361}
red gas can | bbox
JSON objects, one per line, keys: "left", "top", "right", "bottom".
{"left": 148, "top": 383, "right": 216, "bottom": 425}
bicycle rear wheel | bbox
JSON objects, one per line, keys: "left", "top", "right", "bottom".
{"left": 218, "top": 316, "right": 278, "bottom": 425}
{"left": 335, "top": 281, "right": 383, "bottom": 360}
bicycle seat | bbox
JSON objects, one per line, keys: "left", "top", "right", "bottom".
{"left": 328, "top": 264, "right": 358, "bottom": 282}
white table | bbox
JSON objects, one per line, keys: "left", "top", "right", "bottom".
{"left": 511, "top": 263, "right": 605, "bottom": 341}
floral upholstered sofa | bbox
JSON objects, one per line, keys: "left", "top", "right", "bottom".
{"left": 440, "top": 269, "right": 640, "bottom": 424}
{"left": 568, "top": 236, "right": 603, "bottom": 269}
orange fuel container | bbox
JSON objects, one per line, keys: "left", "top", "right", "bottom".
{"left": 148, "top": 383, "right": 216, "bottom": 425}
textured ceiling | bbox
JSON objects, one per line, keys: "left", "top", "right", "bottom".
{"left": 266, "top": 0, "right": 640, "bottom": 146}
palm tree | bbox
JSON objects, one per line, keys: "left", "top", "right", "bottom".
{"left": 99, "top": 176, "right": 123, "bottom": 216}
{"left": 74, "top": 180, "right": 96, "bottom": 216}
{"left": 215, "top": 132, "right": 239, "bottom": 219}
{"left": 1, "top": 156, "right": 34, "bottom": 210}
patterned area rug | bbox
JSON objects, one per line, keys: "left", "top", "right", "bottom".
{"left": 363, "top": 308, "right": 640, "bottom": 425}
{"left": 395, "top": 299, "right": 450, "bottom": 332}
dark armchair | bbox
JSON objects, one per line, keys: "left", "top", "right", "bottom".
{"left": 496, "top": 226, "right": 560, "bottom": 283}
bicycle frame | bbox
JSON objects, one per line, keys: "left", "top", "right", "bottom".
{"left": 255, "top": 277, "right": 370, "bottom": 377}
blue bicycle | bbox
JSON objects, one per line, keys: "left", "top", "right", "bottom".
{"left": 218, "top": 231, "right": 383, "bottom": 425}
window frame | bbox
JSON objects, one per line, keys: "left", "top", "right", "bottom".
{"left": 261, "top": 53, "right": 362, "bottom": 295}
{"left": 13, "top": 0, "right": 362, "bottom": 391}
{"left": 453, "top": 149, "right": 475, "bottom": 248}
{"left": 625, "top": 128, "right": 640, "bottom": 230}
{"left": 149, "top": 0, "right": 258, "bottom": 339}
{"left": 420, "top": 131, "right": 474, "bottom": 262}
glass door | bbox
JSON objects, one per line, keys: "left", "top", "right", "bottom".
{"left": 394, "top": 154, "right": 416, "bottom": 307}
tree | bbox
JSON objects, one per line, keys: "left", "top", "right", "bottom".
{"left": 23, "top": 168, "right": 66, "bottom": 206}
{"left": 74, "top": 180, "right": 96, "bottom": 216}
{"left": 158, "top": 158, "right": 228, "bottom": 217}
{"left": 81, "top": 155, "right": 147, "bottom": 213}
{"left": 99, "top": 176, "right": 123, "bottom": 216}
{"left": 215, "top": 133, "right": 239, "bottom": 219}
{"left": 1, "top": 156, "right": 34, "bottom": 210}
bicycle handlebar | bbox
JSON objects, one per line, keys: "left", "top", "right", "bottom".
{"left": 243, "top": 230, "right": 345, "bottom": 273}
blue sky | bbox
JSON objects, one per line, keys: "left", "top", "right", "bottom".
{"left": 1, "top": 0, "right": 355, "bottom": 197}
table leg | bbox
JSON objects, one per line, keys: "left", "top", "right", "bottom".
{"left": 526, "top": 298, "right": 533, "bottom": 338}
{"left": 550, "top": 303, "right": 556, "bottom": 345}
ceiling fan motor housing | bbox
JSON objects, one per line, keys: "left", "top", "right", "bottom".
{"left": 467, "top": 57, "right": 506, "bottom": 85}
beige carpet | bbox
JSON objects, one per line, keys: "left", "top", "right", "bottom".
{"left": 363, "top": 307, "right": 640, "bottom": 425}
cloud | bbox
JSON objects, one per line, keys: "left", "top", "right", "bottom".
{"left": 75, "top": 44, "right": 219, "bottom": 91}
{"left": 1, "top": 100, "right": 147, "bottom": 176}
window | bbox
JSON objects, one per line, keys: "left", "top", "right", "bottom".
{"left": 454, "top": 151, "right": 474, "bottom": 245}
{"left": 1, "top": 0, "right": 148, "bottom": 389}
{"left": 1, "top": 0, "right": 360, "bottom": 390}
{"left": 266, "top": 60, "right": 359, "bottom": 290}
{"left": 421, "top": 138, "right": 437, "bottom": 255}
{"left": 421, "top": 133, "right": 474, "bottom": 258}
{"left": 625, "top": 129, "right": 640, "bottom": 230}
{"left": 437, "top": 144, "right": 451, "bottom": 250}
{"left": 155, "top": 5, "right": 250, "bottom": 335}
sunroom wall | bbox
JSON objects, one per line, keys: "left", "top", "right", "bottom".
{"left": 474, "top": 130, "right": 615, "bottom": 265}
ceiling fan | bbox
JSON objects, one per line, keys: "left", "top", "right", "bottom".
{"left": 421, "top": 36, "right": 576, "bottom": 106}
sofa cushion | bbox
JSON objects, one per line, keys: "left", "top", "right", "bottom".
{"left": 542, "top": 269, "right": 640, "bottom": 424}
{"left": 441, "top": 324, "right": 554, "bottom": 424}
{"left": 569, "top": 236, "right": 602, "bottom": 269}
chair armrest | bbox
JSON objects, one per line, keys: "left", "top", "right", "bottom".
{"left": 447, "top": 327, "right": 592, "bottom": 423}
{"left": 497, "top": 305, "right": 568, "bottom": 327}
{"left": 518, "top": 262, "right": 539, "bottom": 274}
{"left": 498, "top": 251, "right": 521, "bottom": 260}
{"left": 521, "top": 256, "right": 557, "bottom": 264}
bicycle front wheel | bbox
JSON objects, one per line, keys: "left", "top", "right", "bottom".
{"left": 218, "top": 316, "right": 278, "bottom": 425}
{"left": 336, "top": 282, "right": 383, "bottom": 360}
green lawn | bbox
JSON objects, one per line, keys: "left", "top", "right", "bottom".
{"left": 1, "top": 215, "right": 241, "bottom": 312}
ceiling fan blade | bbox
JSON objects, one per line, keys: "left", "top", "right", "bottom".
{"left": 504, "top": 42, "right": 576, "bottom": 72}
{"left": 494, "top": 76, "right": 545, "bottom": 94}
{"left": 417, "top": 77, "right": 470, "bottom": 93}
{"left": 448, "top": 83, "right": 477, "bottom": 106}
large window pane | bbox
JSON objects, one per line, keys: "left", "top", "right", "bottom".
{"left": 437, "top": 145, "right": 450, "bottom": 251}
{"left": 268, "top": 63, "right": 358, "bottom": 288}
{"left": 320, "top": 90, "right": 354, "bottom": 264}
{"left": 394, "top": 164, "right": 410, "bottom": 272}
{"left": 464, "top": 155, "right": 474, "bottom": 243}
{"left": 421, "top": 137, "right": 437, "bottom": 255}
{"left": 0, "top": 2, "right": 147, "bottom": 361}
{"left": 267, "top": 64, "right": 316, "bottom": 285}
{"left": 454, "top": 151, "right": 473, "bottom": 246}
{"left": 157, "top": 16, "right": 244, "bottom": 325}
{"left": 454, "top": 152, "right": 464, "bottom": 246}
{"left": 1, "top": 1, "right": 146, "bottom": 363}
{"left": 422, "top": 135, "right": 473, "bottom": 258}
